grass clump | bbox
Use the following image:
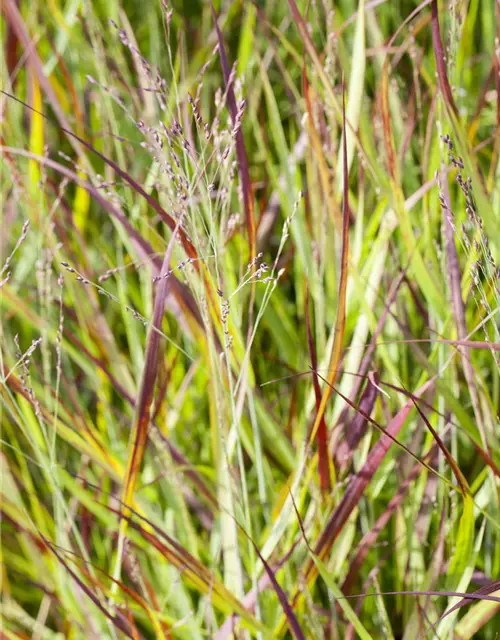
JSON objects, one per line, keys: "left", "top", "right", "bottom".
{"left": 1, "top": 0, "right": 500, "bottom": 638}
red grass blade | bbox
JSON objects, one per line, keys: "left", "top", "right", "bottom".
{"left": 248, "top": 540, "right": 306, "bottom": 640}
{"left": 227, "top": 510, "right": 306, "bottom": 640}
{"left": 305, "top": 377, "right": 435, "bottom": 581}
{"left": 334, "top": 374, "right": 379, "bottom": 473}
{"left": 4, "top": 0, "right": 20, "bottom": 85}
{"left": 342, "top": 445, "right": 437, "bottom": 594}
{"left": 381, "top": 61, "right": 398, "bottom": 182}
{"left": 305, "top": 286, "right": 331, "bottom": 493}
{"left": 117, "top": 215, "right": 185, "bottom": 569}
{"left": 307, "top": 79, "right": 350, "bottom": 471}
{"left": 214, "top": 546, "right": 297, "bottom": 640}
{"left": 431, "top": 0, "right": 459, "bottom": 117}
{"left": 425, "top": 580, "right": 500, "bottom": 635}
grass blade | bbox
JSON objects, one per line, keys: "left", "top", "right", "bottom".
{"left": 112, "top": 215, "right": 185, "bottom": 592}
{"left": 305, "top": 285, "right": 331, "bottom": 493}
{"left": 308, "top": 80, "right": 350, "bottom": 465}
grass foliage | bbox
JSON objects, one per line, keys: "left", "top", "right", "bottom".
{"left": 1, "top": 0, "right": 500, "bottom": 637}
